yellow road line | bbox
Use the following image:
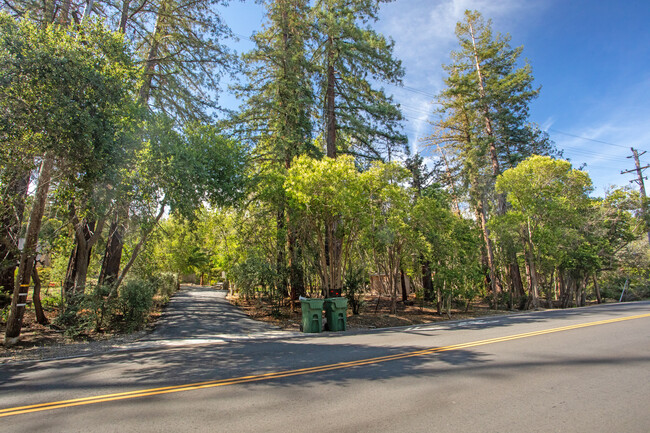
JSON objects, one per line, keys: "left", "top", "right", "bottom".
{"left": 1, "top": 312, "right": 649, "bottom": 418}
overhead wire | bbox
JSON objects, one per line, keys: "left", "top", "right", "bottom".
{"left": 547, "top": 128, "right": 632, "bottom": 149}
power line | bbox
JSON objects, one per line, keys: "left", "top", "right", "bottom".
{"left": 548, "top": 128, "right": 633, "bottom": 149}
{"left": 560, "top": 147, "right": 631, "bottom": 163}
{"left": 400, "top": 105, "right": 433, "bottom": 116}
{"left": 382, "top": 81, "right": 440, "bottom": 100}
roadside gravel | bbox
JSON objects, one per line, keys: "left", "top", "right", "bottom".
{"left": 0, "top": 330, "right": 149, "bottom": 365}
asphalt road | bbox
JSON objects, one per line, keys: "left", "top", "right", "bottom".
{"left": 0, "top": 291, "right": 648, "bottom": 433}
{"left": 142, "top": 286, "right": 282, "bottom": 341}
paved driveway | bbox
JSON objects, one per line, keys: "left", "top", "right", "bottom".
{"left": 142, "top": 285, "right": 285, "bottom": 343}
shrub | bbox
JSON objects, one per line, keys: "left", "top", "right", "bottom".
{"left": 344, "top": 268, "right": 367, "bottom": 315}
{"left": 55, "top": 292, "right": 97, "bottom": 339}
{"left": 116, "top": 279, "right": 155, "bottom": 331}
{"left": 152, "top": 273, "right": 178, "bottom": 305}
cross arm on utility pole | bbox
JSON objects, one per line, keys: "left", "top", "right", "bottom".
{"left": 622, "top": 147, "right": 650, "bottom": 247}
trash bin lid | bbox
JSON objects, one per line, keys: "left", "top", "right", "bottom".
{"left": 300, "top": 298, "right": 324, "bottom": 308}
{"left": 324, "top": 297, "right": 347, "bottom": 308}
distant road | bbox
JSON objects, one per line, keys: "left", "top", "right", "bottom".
{"left": 1, "top": 298, "right": 648, "bottom": 432}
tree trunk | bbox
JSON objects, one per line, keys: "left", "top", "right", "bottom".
{"left": 436, "top": 266, "right": 442, "bottom": 315}
{"left": 559, "top": 272, "right": 572, "bottom": 308}
{"left": 32, "top": 266, "right": 48, "bottom": 325}
{"left": 477, "top": 199, "right": 500, "bottom": 307}
{"left": 66, "top": 215, "right": 105, "bottom": 294}
{"left": 561, "top": 276, "right": 576, "bottom": 308}
{"left": 0, "top": 171, "right": 29, "bottom": 304}
{"left": 63, "top": 216, "right": 92, "bottom": 295}
{"left": 421, "top": 257, "right": 434, "bottom": 301}
{"left": 506, "top": 258, "right": 524, "bottom": 309}
{"left": 63, "top": 243, "right": 79, "bottom": 296}
{"left": 444, "top": 281, "right": 451, "bottom": 319}
{"left": 113, "top": 204, "right": 166, "bottom": 291}
{"left": 58, "top": 0, "right": 72, "bottom": 24}
{"left": 593, "top": 274, "right": 602, "bottom": 304}
{"left": 400, "top": 269, "right": 408, "bottom": 302}
{"left": 325, "top": 43, "right": 337, "bottom": 159}
{"left": 522, "top": 235, "right": 539, "bottom": 309}
{"left": 437, "top": 144, "right": 461, "bottom": 215}
{"left": 470, "top": 19, "right": 528, "bottom": 312}
{"left": 576, "top": 278, "right": 587, "bottom": 307}
{"left": 509, "top": 259, "right": 524, "bottom": 300}
{"left": 390, "top": 267, "right": 398, "bottom": 314}
{"left": 119, "top": 0, "right": 131, "bottom": 32}
{"left": 324, "top": 218, "right": 343, "bottom": 297}
{"left": 98, "top": 207, "right": 127, "bottom": 287}
{"left": 276, "top": 206, "right": 288, "bottom": 297}
{"left": 287, "top": 220, "right": 305, "bottom": 302}
{"left": 73, "top": 238, "right": 93, "bottom": 292}
{"left": 546, "top": 268, "right": 554, "bottom": 307}
{"left": 5, "top": 153, "right": 55, "bottom": 345}
{"left": 568, "top": 279, "right": 577, "bottom": 307}
{"left": 138, "top": 0, "right": 168, "bottom": 104}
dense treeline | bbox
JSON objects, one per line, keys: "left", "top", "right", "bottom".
{"left": 1, "top": 2, "right": 648, "bottom": 344}
{"left": 0, "top": 0, "right": 244, "bottom": 343}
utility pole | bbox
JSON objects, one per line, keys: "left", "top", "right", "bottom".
{"left": 621, "top": 147, "right": 650, "bottom": 247}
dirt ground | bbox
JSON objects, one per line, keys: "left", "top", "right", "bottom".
{"left": 229, "top": 294, "right": 516, "bottom": 332}
{"left": 1, "top": 289, "right": 612, "bottom": 362}
{"left": 0, "top": 303, "right": 164, "bottom": 362}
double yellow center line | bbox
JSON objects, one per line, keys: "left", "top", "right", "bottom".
{"left": 2, "top": 312, "right": 649, "bottom": 418}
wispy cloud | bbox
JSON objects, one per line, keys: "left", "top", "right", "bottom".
{"left": 549, "top": 99, "right": 650, "bottom": 196}
{"left": 378, "top": 0, "right": 546, "bottom": 91}
{"left": 377, "top": 0, "right": 550, "bottom": 158}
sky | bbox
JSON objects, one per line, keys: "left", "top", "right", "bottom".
{"left": 218, "top": 0, "right": 650, "bottom": 197}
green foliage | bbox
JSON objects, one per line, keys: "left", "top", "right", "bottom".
{"left": 238, "top": 0, "right": 316, "bottom": 162}
{"left": 495, "top": 155, "right": 593, "bottom": 271}
{"left": 52, "top": 273, "right": 174, "bottom": 337}
{"left": 152, "top": 273, "right": 179, "bottom": 305}
{"left": 230, "top": 255, "right": 279, "bottom": 300}
{"left": 129, "top": 0, "right": 236, "bottom": 120}
{"left": 0, "top": 14, "right": 140, "bottom": 183}
{"left": 134, "top": 115, "right": 247, "bottom": 218}
{"left": 343, "top": 268, "right": 367, "bottom": 315}
{"left": 116, "top": 279, "right": 155, "bottom": 331}
{"left": 412, "top": 192, "right": 484, "bottom": 304}
{"left": 55, "top": 290, "right": 106, "bottom": 339}
{"left": 0, "top": 305, "right": 10, "bottom": 324}
{"left": 286, "top": 155, "right": 368, "bottom": 292}
{"left": 313, "top": 0, "right": 407, "bottom": 158}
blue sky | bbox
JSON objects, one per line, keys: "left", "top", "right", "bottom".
{"left": 218, "top": 0, "right": 650, "bottom": 197}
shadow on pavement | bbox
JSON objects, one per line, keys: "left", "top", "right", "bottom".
{"left": 143, "top": 286, "right": 279, "bottom": 341}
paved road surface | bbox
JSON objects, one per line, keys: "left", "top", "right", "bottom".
{"left": 0, "top": 292, "right": 648, "bottom": 433}
{"left": 143, "top": 285, "right": 283, "bottom": 342}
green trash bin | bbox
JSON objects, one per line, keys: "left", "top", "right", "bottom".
{"left": 300, "top": 298, "right": 324, "bottom": 333}
{"left": 324, "top": 297, "right": 348, "bottom": 331}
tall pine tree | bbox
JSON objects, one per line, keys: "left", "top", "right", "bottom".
{"left": 313, "top": 0, "right": 407, "bottom": 160}
{"left": 429, "top": 10, "right": 557, "bottom": 307}
{"left": 237, "top": 0, "right": 316, "bottom": 301}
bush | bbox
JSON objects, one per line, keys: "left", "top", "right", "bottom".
{"left": 55, "top": 291, "right": 97, "bottom": 338}
{"left": 152, "top": 273, "right": 178, "bottom": 305}
{"left": 53, "top": 272, "right": 176, "bottom": 337}
{"left": 344, "top": 268, "right": 367, "bottom": 315}
{"left": 1, "top": 305, "right": 10, "bottom": 325}
{"left": 116, "top": 279, "right": 155, "bottom": 331}
{"left": 41, "top": 291, "right": 63, "bottom": 310}
{"left": 231, "top": 256, "right": 279, "bottom": 301}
